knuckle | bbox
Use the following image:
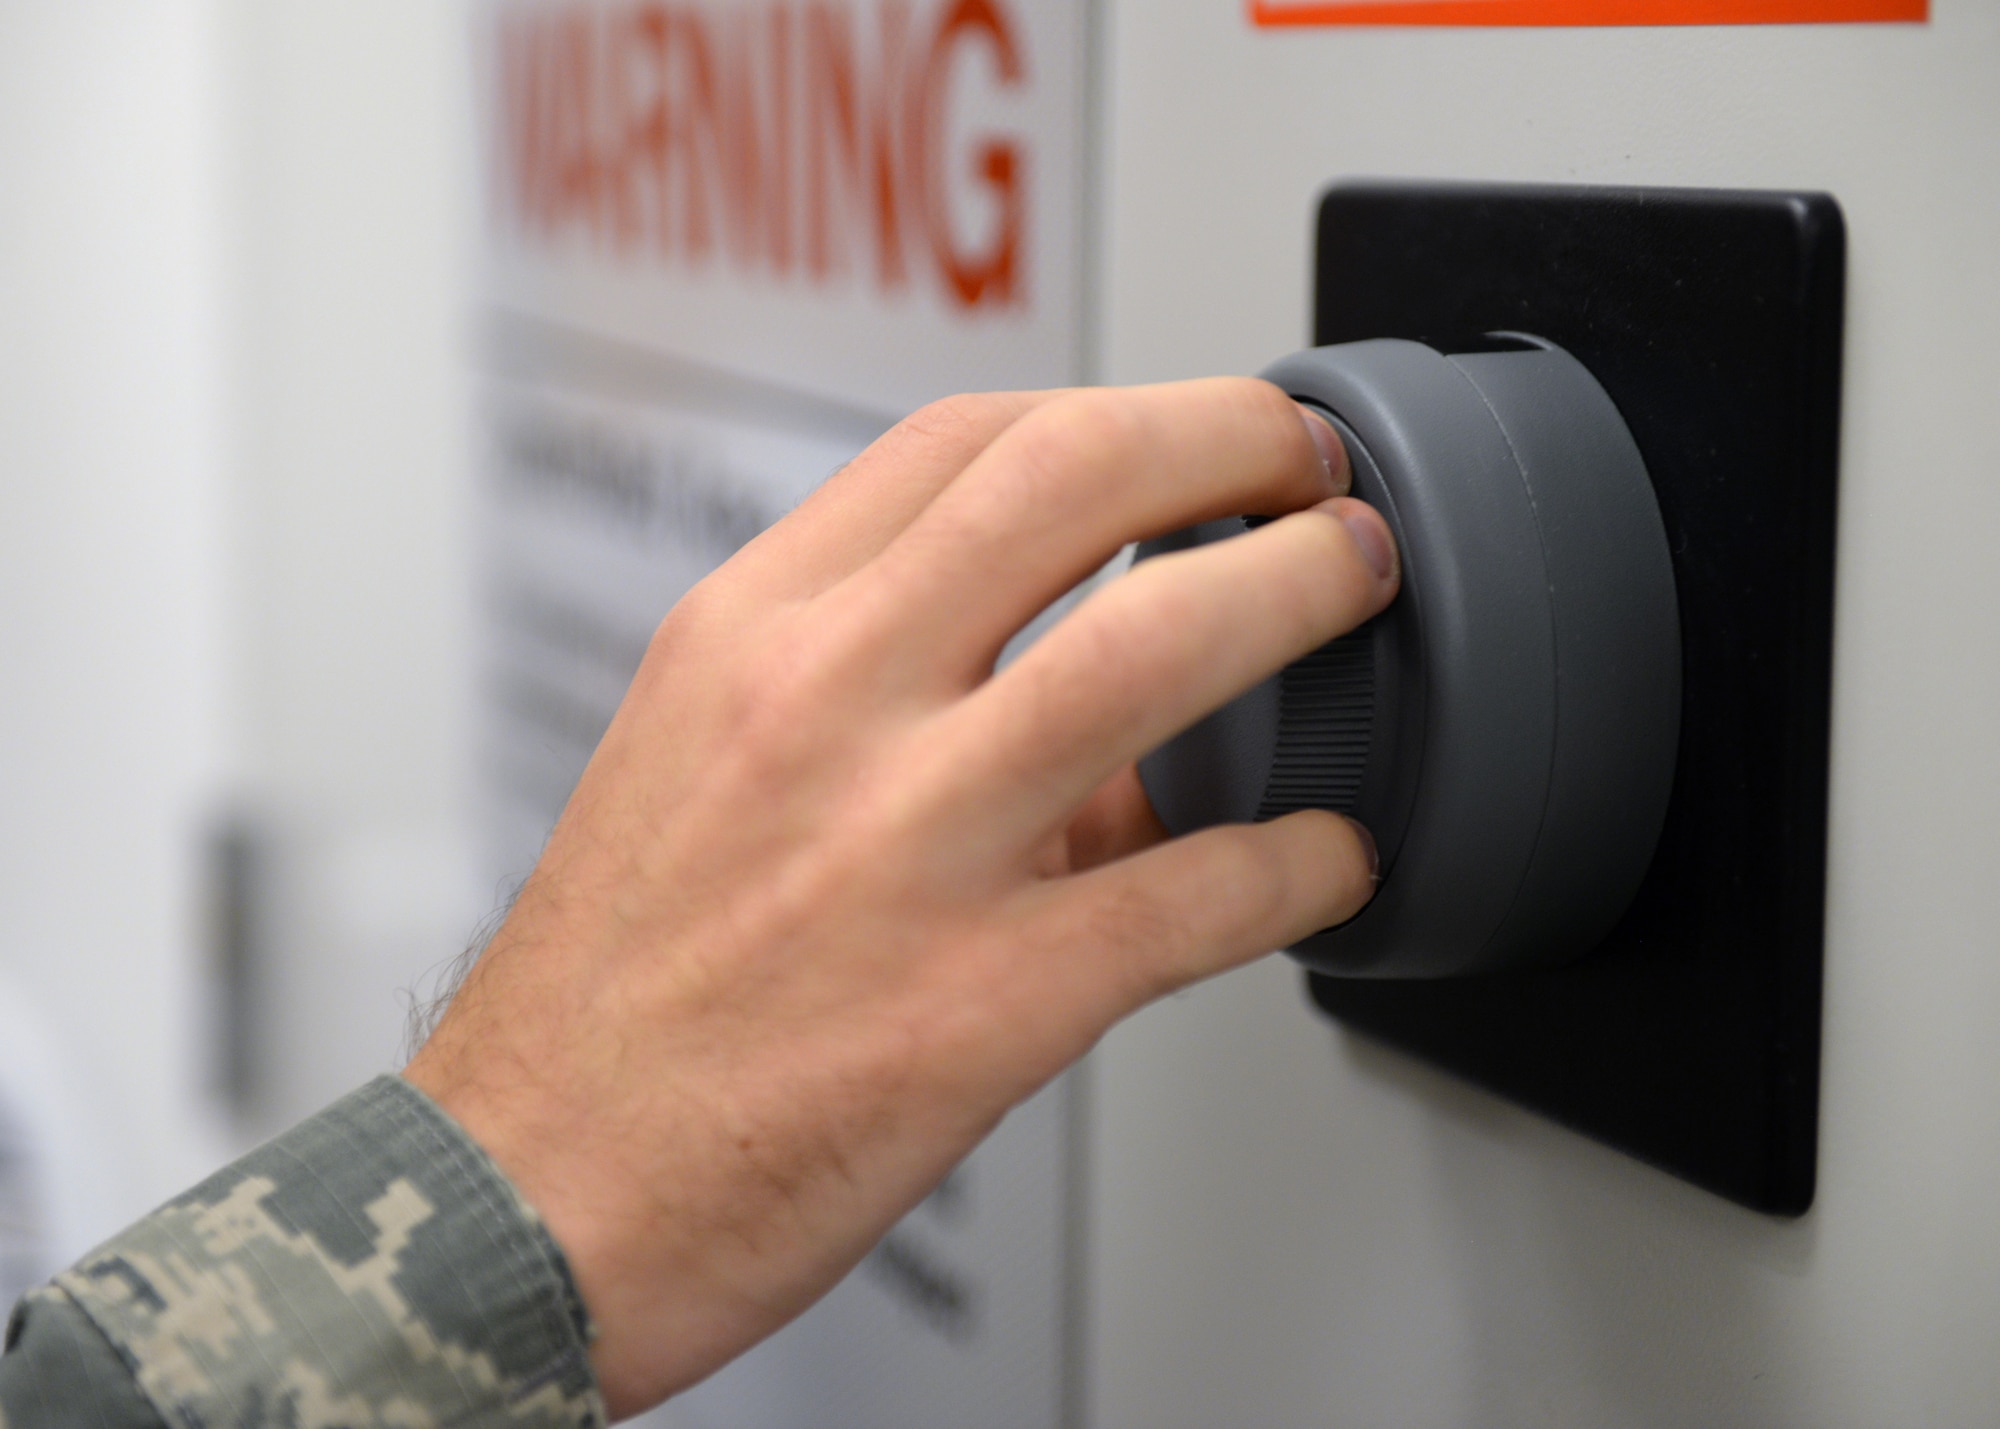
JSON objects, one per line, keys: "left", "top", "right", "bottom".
{"left": 1199, "top": 374, "right": 1307, "bottom": 446}
{"left": 685, "top": 609, "right": 860, "bottom": 759}
{"left": 1211, "top": 828, "right": 1294, "bottom": 928}
{"left": 1234, "top": 374, "right": 1306, "bottom": 429}
{"left": 1060, "top": 590, "right": 1150, "bottom": 678}
{"left": 642, "top": 587, "right": 723, "bottom": 672}
{"left": 1106, "top": 557, "right": 1224, "bottom": 667}
{"left": 1014, "top": 388, "right": 1154, "bottom": 484}
{"left": 825, "top": 393, "right": 1018, "bottom": 507}
{"left": 900, "top": 391, "right": 1009, "bottom": 443}
{"left": 1080, "top": 880, "right": 1195, "bottom": 1000}
{"left": 1062, "top": 386, "right": 1155, "bottom": 454}
{"left": 878, "top": 396, "right": 986, "bottom": 460}
{"left": 1012, "top": 600, "right": 1162, "bottom": 745}
{"left": 927, "top": 389, "right": 1153, "bottom": 546}
{"left": 738, "top": 618, "right": 846, "bottom": 713}
{"left": 1106, "top": 550, "right": 1197, "bottom": 632}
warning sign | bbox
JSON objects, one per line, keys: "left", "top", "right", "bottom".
{"left": 1251, "top": 0, "right": 1924, "bottom": 25}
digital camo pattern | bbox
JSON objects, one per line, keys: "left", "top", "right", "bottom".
{"left": 2, "top": 1076, "right": 605, "bottom": 1429}
{"left": 2, "top": 1284, "right": 165, "bottom": 1426}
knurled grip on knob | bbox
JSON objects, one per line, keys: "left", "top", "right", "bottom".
{"left": 1138, "top": 336, "right": 1680, "bottom": 978}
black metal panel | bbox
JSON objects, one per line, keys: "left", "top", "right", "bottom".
{"left": 1305, "top": 181, "right": 1844, "bottom": 1215}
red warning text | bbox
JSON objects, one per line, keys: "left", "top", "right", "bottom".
{"left": 496, "top": 0, "right": 1030, "bottom": 312}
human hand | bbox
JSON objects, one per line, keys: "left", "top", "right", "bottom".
{"left": 403, "top": 378, "right": 1399, "bottom": 1417}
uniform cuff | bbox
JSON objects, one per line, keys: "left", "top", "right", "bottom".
{"left": 55, "top": 1074, "right": 605, "bottom": 1429}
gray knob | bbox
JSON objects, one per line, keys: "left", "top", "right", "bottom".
{"left": 1138, "top": 336, "right": 1680, "bottom": 978}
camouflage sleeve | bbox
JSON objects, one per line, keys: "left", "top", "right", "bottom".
{"left": 0, "top": 1074, "right": 606, "bottom": 1429}
{"left": 0, "top": 1283, "right": 166, "bottom": 1427}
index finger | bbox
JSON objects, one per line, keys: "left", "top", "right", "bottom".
{"left": 722, "top": 389, "right": 1070, "bottom": 601}
{"left": 846, "top": 378, "right": 1349, "bottom": 686}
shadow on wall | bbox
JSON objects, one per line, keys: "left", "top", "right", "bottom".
{"left": 1340, "top": 1034, "right": 1817, "bottom": 1427}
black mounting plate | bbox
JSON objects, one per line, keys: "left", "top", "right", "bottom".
{"left": 1304, "top": 181, "right": 1844, "bottom": 1216}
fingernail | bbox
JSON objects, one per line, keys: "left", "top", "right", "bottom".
{"left": 1296, "top": 404, "right": 1349, "bottom": 492}
{"left": 1340, "top": 506, "right": 1397, "bottom": 582}
{"left": 1343, "top": 816, "right": 1380, "bottom": 883}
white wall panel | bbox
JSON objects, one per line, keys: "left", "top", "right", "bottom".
{"left": 1089, "top": 7, "right": 2000, "bottom": 1425}
{"left": 219, "top": 0, "right": 488, "bottom": 1128}
{"left": 0, "top": 1, "right": 234, "bottom": 1228}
